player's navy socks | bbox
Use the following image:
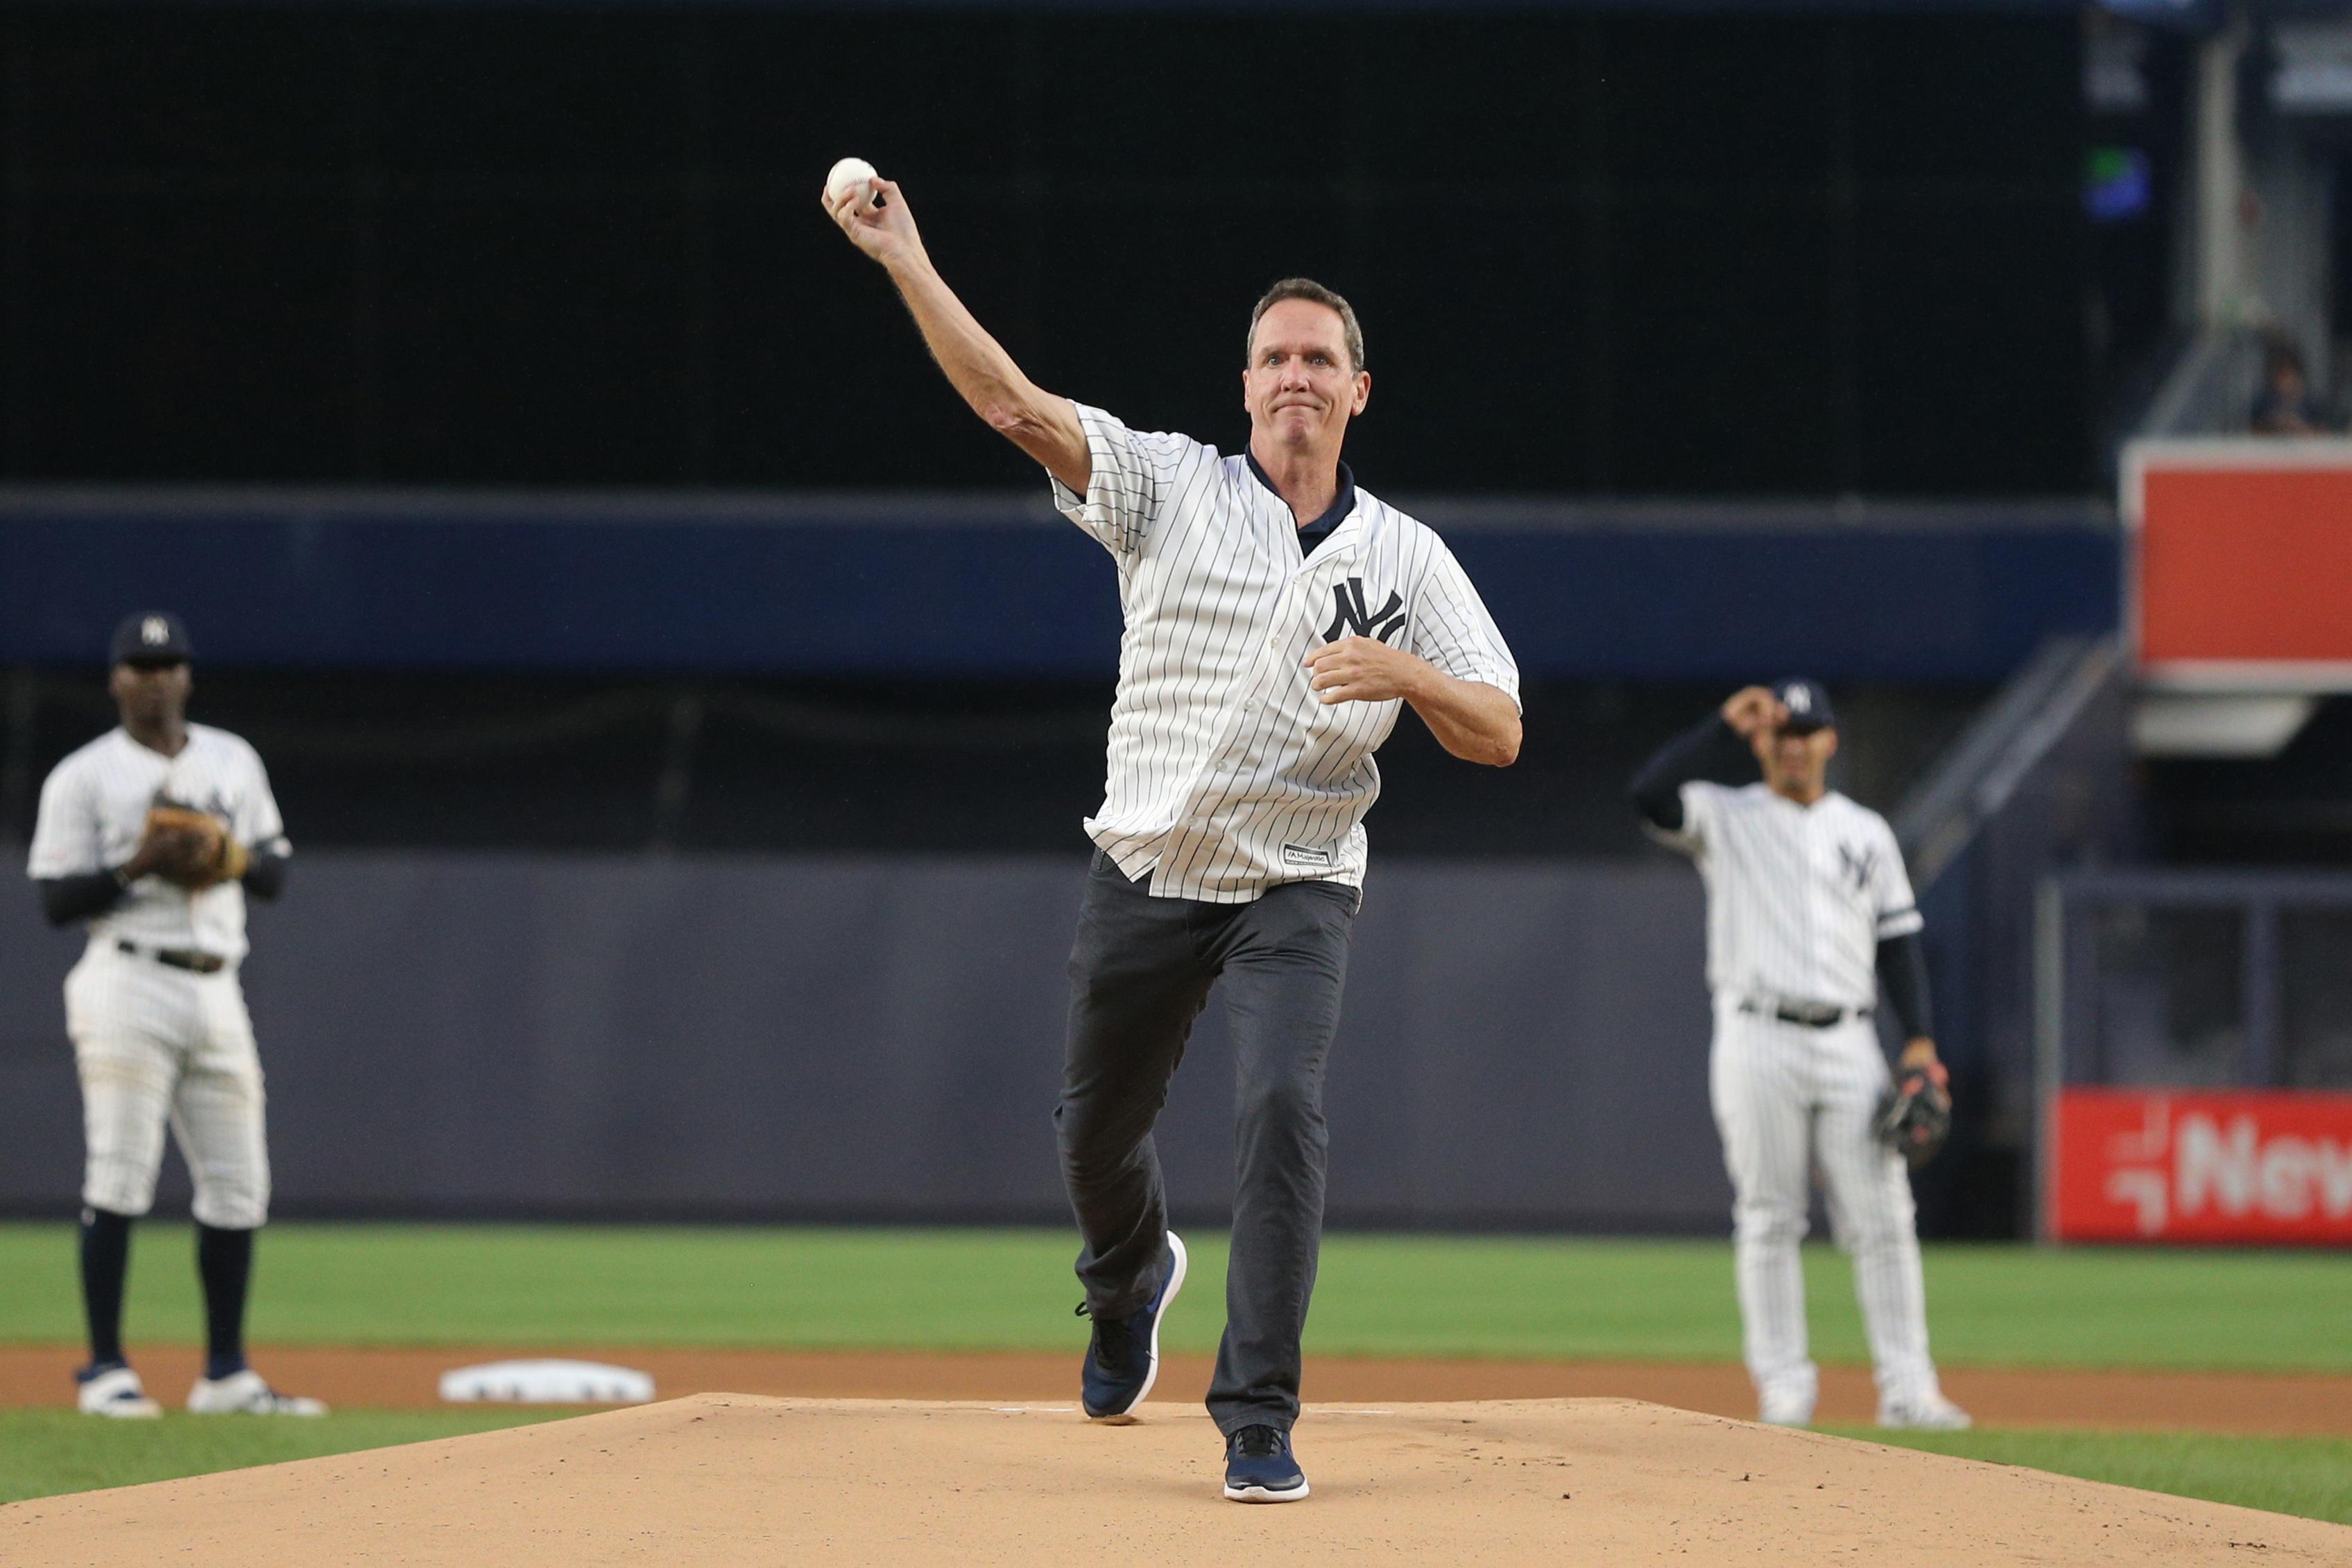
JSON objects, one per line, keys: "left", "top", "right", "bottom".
{"left": 78, "top": 1207, "right": 134, "bottom": 1369}
{"left": 196, "top": 1224, "right": 255, "bottom": 1380}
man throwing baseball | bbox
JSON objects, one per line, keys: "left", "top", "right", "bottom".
{"left": 825, "top": 168, "right": 1520, "bottom": 1501}
{"left": 26, "top": 612, "right": 324, "bottom": 1418}
{"left": 1631, "top": 680, "right": 1967, "bottom": 1430}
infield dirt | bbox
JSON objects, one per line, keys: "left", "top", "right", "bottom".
{"left": 7, "top": 1393, "right": 2349, "bottom": 1566}
{"left": 6, "top": 1345, "right": 2351, "bottom": 1434}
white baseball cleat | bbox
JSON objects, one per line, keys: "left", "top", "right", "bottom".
{"left": 1758, "top": 1395, "right": 1814, "bottom": 1429}
{"left": 1878, "top": 1391, "right": 1972, "bottom": 1431}
{"left": 77, "top": 1364, "right": 162, "bottom": 1418}
{"left": 187, "top": 1368, "right": 328, "bottom": 1416}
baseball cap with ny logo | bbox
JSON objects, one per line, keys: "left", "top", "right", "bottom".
{"left": 109, "top": 611, "right": 195, "bottom": 667}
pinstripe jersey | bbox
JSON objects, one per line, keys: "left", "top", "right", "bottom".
{"left": 26, "top": 725, "right": 288, "bottom": 963}
{"left": 1051, "top": 402, "right": 1519, "bottom": 904}
{"left": 1654, "top": 784, "right": 1921, "bottom": 1010}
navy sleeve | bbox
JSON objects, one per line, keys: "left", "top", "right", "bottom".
{"left": 38, "top": 871, "right": 128, "bottom": 927}
{"left": 1629, "top": 716, "right": 1744, "bottom": 832}
{"left": 1875, "top": 931, "right": 1934, "bottom": 1040}
{"left": 241, "top": 846, "right": 291, "bottom": 902}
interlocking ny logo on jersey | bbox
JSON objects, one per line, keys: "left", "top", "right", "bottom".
{"left": 1839, "top": 842, "right": 1876, "bottom": 893}
{"left": 1324, "top": 578, "right": 1407, "bottom": 645}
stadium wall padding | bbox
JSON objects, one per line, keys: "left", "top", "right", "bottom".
{"left": 0, "top": 492, "right": 2119, "bottom": 683}
{"left": 0, "top": 851, "right": 1740, "bottom": 1230}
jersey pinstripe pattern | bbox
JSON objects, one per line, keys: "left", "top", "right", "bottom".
{"left": 27, "top": 724, "right": 288, "bottom": 965}
{"left": 1708, "top": 1000, "right": 1938, "bottom": 1417}
{"left": 1051, "top": 402, "right": 1518, "bottom": 904}
{"left": 28, "top": 723, "right": 286, "bottom": 1230}
{"left": 1654, "top": 784, "right": 1919, "bottom": 1010}
{"left": 1653, "top": 777, "right": 1948, "bottom": 1420}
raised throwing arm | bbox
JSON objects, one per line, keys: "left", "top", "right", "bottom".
{"left": 823, "top": 173, "right": 1089, "bottom": 493}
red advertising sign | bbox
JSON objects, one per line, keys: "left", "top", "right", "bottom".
{"left": 2050, "top": 1089, "right": 2352, "bottom": 1245}
{"left": 2127, "top": 440, "right": 2352, "bottom": 689}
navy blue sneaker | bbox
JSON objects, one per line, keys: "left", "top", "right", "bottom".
{"left": 1223, "top": 1423, "right": 1309, "bottom": 1503}
{"left": 1077, "top": 1231, "right": 1187, "bottom": 1422}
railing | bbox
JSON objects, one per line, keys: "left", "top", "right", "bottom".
{"left": 2036, "top": 868, "right": 2352, "bottom": 1095}
{"left": 2138, "top": 327, "right": 2266, "bottom": 439}
{"left": 1895, "top": 636, "right": 2127, "bottom": 890}
{"left": 1884, "top": 635, "right": 2136, "bottom": 1234}
{"left": 2031, "top": 869, "right": 2352, "bottom": 1243}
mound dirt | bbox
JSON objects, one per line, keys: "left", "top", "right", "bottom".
{"left": 6, "top": 1395, "right": 2348, "bottom": 1566}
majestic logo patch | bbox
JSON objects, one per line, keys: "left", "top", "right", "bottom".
{"left": 1282, "top": 843, "right": 1336, "bottom": 869}
{"left": 1839, "top": 842, "right": 1876, "bottom": 893}
{"left": 1323, "top": 577, "right": 1407, "bottom": 645}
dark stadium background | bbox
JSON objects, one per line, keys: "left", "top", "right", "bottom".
{"left": 2, "top": 3, "right": 2344, "bottom": 1238}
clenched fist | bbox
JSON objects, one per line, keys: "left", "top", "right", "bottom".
{"left": 1720, "top": 685, "right": 1788, "bottom": 739}
{"left": 1304, "top": 636, "right": 1424, "bottom": 705}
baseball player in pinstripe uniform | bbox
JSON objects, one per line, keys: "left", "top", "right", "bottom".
{"left": 827, "top": 171, "right": 1520, "bottom": 1501}
{"left": 26, "top": 613, "right": 325, "bottom": 1418}
{"left": 1631, "top": 680, "right": 1968, "bottom": 1430}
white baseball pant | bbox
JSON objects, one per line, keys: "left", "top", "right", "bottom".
{"left": 1708, "top": 996, "right": 1940, "bottom": 1413}
{"left": 64, "top": 943, "right": 271, "bottom": 1230}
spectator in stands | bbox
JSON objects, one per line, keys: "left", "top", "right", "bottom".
{"left": 2251, "top": 338, "right": 2332, "bottom": 436}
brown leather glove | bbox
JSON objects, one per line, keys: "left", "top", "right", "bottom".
{"left": 141, "top": 804, "right": 246, "bottom": 890}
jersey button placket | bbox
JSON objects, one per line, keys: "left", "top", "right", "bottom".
{"left": 1169, "top": 577, "right": 1291, "bottom": 873}
{"left": 1801, "top": 809, "right": 1827, "bottom": 1006}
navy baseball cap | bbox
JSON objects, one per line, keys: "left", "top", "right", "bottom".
{"left": 1772, "top": 677, "right": 1835, "bottom": 733}
{"left": 110, "top": 611, "right": 194, "bottom": 666}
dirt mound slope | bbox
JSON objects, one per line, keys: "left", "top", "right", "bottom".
{"left": 7, "top": 1395, "right": 2347, "bottom": 1566}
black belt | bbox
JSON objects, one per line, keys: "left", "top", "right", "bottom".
{"left": 116, "top": 939, "right": 227, "bottom": 975}
{"left": 1740, "top": 997, "right": 1870, "bottom": 1029}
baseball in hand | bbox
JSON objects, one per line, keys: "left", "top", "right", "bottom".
{"left": 825, "top": 156, "right": 882, "bottom": 211}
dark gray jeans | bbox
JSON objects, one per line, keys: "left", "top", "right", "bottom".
{"left": 1055, "top": 850, "right": 1359, "bottom": 1435}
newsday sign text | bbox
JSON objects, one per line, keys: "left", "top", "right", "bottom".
{"left": 2049, "top": 1090, "right": 2352, "bottom": 1244}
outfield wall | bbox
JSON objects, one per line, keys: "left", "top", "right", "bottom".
{"left": 0, "top": 852, "right": 1740, "bottom": 1232}
{"left": 0, "top": 489, "right": 2117, "bottom": 684}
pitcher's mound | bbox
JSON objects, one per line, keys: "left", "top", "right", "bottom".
{"left": 6, "top": 1395, "right": 2346, "bottom": 1566}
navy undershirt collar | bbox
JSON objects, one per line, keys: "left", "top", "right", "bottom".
{"left": 1246, "top": 452, "right": 1357, "bottom": 558}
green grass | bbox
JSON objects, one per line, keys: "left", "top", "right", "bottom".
{"left": 1828, "top": 1427, "right": 2352, "bottom": 1528}
{"left": 1, "top": 1223, "right": 2347, "bottom": 1372}
{"left": 3, "top": 1225, "right": 2344, "bottom": 1526}
{"left": 0, "top": 1408, "right": 569, "bottom": 1506}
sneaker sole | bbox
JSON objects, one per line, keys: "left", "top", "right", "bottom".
{"left": 1223, "top": 1480, "right": 1311, "bottom": 1504}
{"left": 1088, "top": 1232, "right": 1188, "bottom": 1425}
{"left": 80, "top": 1401, "right": 162, "bottom": 1419}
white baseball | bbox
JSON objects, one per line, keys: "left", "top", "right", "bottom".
{"left": 825, "top": 156, "right": 879, "bottom": 210}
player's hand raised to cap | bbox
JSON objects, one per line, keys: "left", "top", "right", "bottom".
{"left": 822, "top": 175, "right": 922, "bottom": 270}
{"left": 1720, "top": 685, "right": 1787, "bottom": 738}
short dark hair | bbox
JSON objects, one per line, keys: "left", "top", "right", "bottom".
{"left": 1247, "top": 278, "right": 1365, "bottom": 374}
